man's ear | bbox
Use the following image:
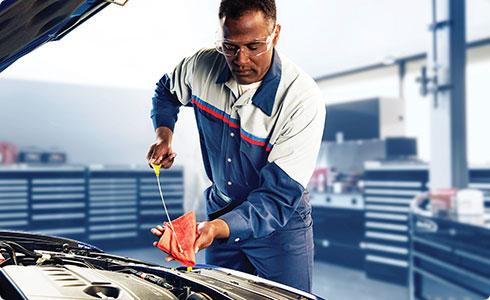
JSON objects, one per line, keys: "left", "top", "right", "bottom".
{"left": 273, "top": 24, "right": 281, "bottom": 47}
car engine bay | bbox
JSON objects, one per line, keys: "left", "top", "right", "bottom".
{"left": 0, "top": 232, "right": 316, "bottom": 300}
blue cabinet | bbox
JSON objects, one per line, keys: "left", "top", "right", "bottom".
{"left": 363, "top": 163, "right": 490, "bottom": 286}
{"left": 311, "top": 192, "right": 365, "bottom": 269}
{"left": 0, "top": 165, "right": 184, "bottom": 249}
{"left": 410, "top": 214, "right": 490, "bottom": 299}
{"left": 87, "top": 168, "right": 139, "bottom": 248}
{"left": 0, "top": 166, "right": 87, "bottom": 241}
{"left": 0, "top": 173, "right": 29, "bottom": 232}
{"left": 363, "top": 164, "right": 428, "bottom": 285}
{"left": 30, "top": 168, "right": 87, "bottom": 241}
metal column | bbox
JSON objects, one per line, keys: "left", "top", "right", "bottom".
{"left": 428, "top": 0, "right": 468, "bottom": 189}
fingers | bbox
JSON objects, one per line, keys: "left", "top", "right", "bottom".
{"left": 150, "top": 225, "right": 164, "bottom": 237}
{"left": 150, "top": 228, "right": 162, "bottom": 237}
{"left": 148, "top": 146, "right": 166, "bottom": 165}
{"left": 147, "top": 142, "right": 175, "bottom": 166}
{"left": 161, "top": 153, "right": 176, "bottom": 169}
{"left": 147, "top": 146, "right": 176, "bottom": 168}
{"left": 193, "top": 231, "right": 213, "bottom": 254}
{"left": 146, "top": 144, "right": 156, "bottom": 162}
{"left": 150, "top": 151, "right": 165, "bottom": 165}
{"left": 194, "top": 222, "right": 206, "bottom": 253}
{"left": 148, "top": 143, "right": 160, "bottom": 165}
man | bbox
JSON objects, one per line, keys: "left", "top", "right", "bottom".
{"left": 148, "top": 0, "right": 325, "bottom": 293}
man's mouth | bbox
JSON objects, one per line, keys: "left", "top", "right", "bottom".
{"left": 233, "top": 69, "right": 252, "bottom": 76}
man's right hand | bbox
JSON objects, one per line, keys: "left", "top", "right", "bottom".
{"left": 147, "top": 127, "right": 177, "bottom": 169}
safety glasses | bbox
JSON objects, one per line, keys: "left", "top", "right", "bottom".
{"left": 215, "top": 26, "right": 276, "bottom": 58}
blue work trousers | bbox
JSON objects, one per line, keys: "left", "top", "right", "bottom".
{"left": 204, "top": 186, "right": 314, "bottom": 293}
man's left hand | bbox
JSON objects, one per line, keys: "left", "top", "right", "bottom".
{"left": 152, "top": 219, "right": 230, "bottom": 262}
{"left": 194, "top": 219, "right": 230, "bottom": 253}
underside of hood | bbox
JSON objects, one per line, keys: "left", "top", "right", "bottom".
{"left": 0, "top": 0, "right": 112, "bottom": 73}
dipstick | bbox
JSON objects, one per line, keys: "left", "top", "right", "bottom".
{"left": 151, "top": 163, "right": 184, "bottom": 254}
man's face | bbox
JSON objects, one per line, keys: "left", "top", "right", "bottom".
{"left": 220, "top": 10, "right": 280, "bottom": 84}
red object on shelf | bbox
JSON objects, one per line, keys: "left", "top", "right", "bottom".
{"left": 157, "top": 211, "right": 197, "bottom": 267}
{"left": 430, "top": 188, "right": 458, "bottom": 214}
{"left": 0, "top": 142, "right": 17, "bottom": 165}
{"left": 309, "top": 167, "right": 328, "bottom": 192}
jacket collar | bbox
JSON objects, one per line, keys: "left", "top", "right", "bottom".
{"left": 216, "top": 49, "right": 282, "bottom": 116}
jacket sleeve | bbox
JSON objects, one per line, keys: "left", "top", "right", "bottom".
{"left": 219, "top": 94, "right": 326, "bottom": 242}
{"left": 151, "top": 53, "right": 198, "bottom": 131}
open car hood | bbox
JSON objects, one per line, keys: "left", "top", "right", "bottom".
{"left": 0, "top": 0, "right": 117, "bottom": 73}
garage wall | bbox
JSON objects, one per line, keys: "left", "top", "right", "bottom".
{"left": 0, "top": 79, "right": 208, "bottom": 211}
{"left": 316, "top": 45, "right": 490, "bottom": 165}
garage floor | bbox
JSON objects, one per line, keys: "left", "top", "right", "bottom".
{"left": 111, "top": 247, "right": 409, "bottom": 299}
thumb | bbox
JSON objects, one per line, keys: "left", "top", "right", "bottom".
{"left": 194, "top": 235, "right": 205, "bottom": 254}
{"left": 193, "top": 229, "right": 207, "bottom": 254}
{"left": 196, "top": 222, "right": 206, "bottom": 235}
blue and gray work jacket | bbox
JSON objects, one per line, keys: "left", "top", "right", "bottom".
{"left": 151, "top": 48, "right": 325, "bottom": 244}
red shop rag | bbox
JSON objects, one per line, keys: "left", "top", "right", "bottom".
{"left": 156, "top": 211, "right": 197, "bottom": 266}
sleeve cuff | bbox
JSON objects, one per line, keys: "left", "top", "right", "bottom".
{"left": 219, "top": 210, "right": 251, "bottom": 244}
{"left": 151, "top": 113, "right": 176, "bottom": 132}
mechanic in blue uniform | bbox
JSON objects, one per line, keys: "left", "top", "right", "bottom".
{"left": 148, "top": 0, "right": 325, "bottom": 293}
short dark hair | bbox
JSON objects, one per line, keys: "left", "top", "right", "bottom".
{"left": 219, "top": 0, "right": 276, "bottom": 23}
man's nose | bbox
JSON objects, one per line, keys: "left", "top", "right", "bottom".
{"left": 234, "top": 48, "right": 250, "bottom": 65}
